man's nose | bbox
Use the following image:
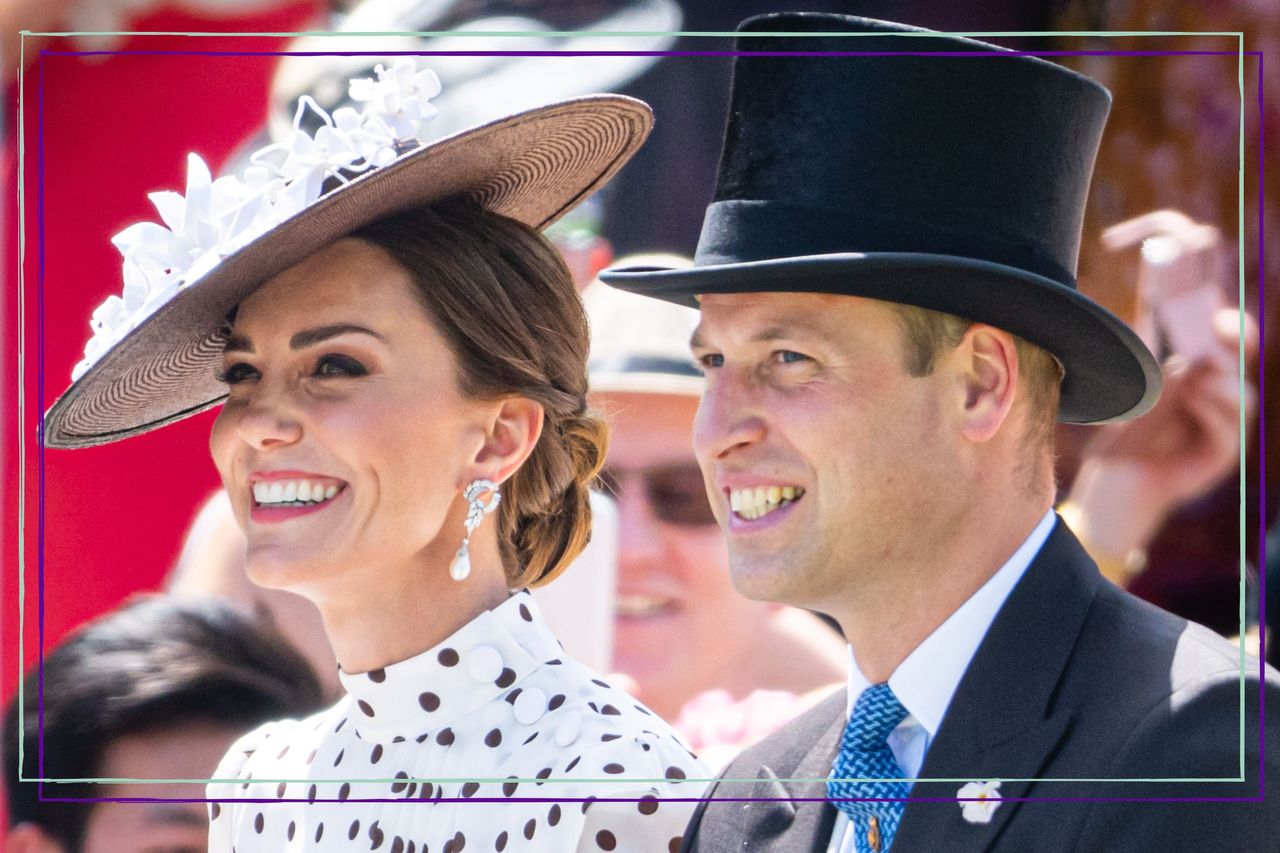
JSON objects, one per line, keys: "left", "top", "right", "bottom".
{"left": 693, "top": 373, "right": 768, "bottom": 464}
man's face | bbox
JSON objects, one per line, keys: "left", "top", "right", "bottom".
{"left": 79, "top": 722, "right": 244, "bottom": 853}
{"left": 690, "top": 292, "right": 960, "bottom": 617}
{"left": 598, "top": 391, "right": 770, "bottom": 719}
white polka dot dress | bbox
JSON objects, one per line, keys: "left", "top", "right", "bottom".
{"left": 208, "top": 591, "right": 708, "bottom": 852}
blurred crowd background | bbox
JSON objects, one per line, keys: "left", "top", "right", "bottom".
{"left": 1, "top": 0, "right": 1274, "bottom": 849}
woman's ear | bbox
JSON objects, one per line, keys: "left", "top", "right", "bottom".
{"left": 470, "top": 397, "right": 545, "bottom": 485}
{"left": 953, "top": 324, "right": 1019, "bottom": 444}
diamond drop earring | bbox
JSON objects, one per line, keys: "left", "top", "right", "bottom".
{"left": 448, "top": 479, "right": 501, "bottom": 581}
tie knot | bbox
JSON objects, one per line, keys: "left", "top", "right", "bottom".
{"left": 845, "top": 683, "right": 908, "bottom": 750}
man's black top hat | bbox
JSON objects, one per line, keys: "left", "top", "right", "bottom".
{"left": 602, "top": 13, "right": 1161, "bottom": 424}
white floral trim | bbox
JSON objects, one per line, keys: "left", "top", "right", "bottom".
{"left": 957, "top": 779, "right": 1003, "bottom": 824}
{"left": 71, "top": 59, "right": 442, "bottom": 381}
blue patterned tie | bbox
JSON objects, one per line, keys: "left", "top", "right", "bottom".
{"left": 827, "top": 683, "right": 911, "bottom": 853}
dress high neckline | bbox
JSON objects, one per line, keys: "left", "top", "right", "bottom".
{"left": 336, "top": 590, "right": 563, "bottom": 743}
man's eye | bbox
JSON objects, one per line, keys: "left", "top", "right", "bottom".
{"left": 315, "top": 354, "right": 368, "bottom": 377}
{"left": 216, "top": 362, "right": 259, "bottom": 385}
{"left": 773, "top": 350, "right": 811, "bottom": 365}
{"left": 697, "top": 353, "right": 724, "bottom": 370}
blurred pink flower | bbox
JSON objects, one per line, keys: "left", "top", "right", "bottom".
{"left": 675, "top": 688, "right": 813, "bottom": 770}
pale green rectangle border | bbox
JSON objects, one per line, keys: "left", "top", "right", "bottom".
{"left": 15, "top": 28, "right": 1253, "bottom": 790}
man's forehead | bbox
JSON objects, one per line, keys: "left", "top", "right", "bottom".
{"left": 690, "top": 291, "right": 891, "bottom": 347}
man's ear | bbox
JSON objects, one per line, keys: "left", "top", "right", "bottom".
{"left": 6, "top": 823, "right": 68, "bottom": 853}
{"left": 470, "top": 397, "right": 545, "bottom": 486}
{"left": 953, "top": 324, "right": 1019, "bottom": 444}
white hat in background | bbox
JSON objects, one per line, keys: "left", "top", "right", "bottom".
{"left": 583, "top": 253, "right": 702, "bottom": 398}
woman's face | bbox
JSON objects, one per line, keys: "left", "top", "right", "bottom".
{"left": 209, "top": 238, "right": 489, "bottom": 593}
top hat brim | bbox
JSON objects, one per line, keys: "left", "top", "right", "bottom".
{"left": 600, "top": 254, "right": 1162, "bottom": 424}
{"left": 45, "top": 95, "right": 652, "bottom": 449}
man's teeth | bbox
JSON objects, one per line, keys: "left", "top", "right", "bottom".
{"left": 253, "top": 480, "right": 341, "bottom": 507}
{"left": 729, "top": 485, "right": 802, "bottom": 520}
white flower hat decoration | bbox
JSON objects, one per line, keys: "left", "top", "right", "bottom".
{"left": 43, "top": 59, "right": 652, "bottom": 448}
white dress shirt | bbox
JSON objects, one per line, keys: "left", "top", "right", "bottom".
{"left": 827, "top": 509, "right": 1057, "bottom": 853}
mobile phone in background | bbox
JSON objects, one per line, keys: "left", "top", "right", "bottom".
{"left": 1102, "top": 210, "right": 1229, "bottom": 366}
{"left": 531, "top": 489, "right": 617, "bottom": 673}
{"left": 1137, "top": 234, "right": 1229, "bottom": 364}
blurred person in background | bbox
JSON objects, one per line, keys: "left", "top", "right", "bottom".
{"left": 1058, "top": 213, "right": 1259, "bottom": 644}
{"left": 584, "top": 263, "right": 847, "bottom": 763}
{"left": 3, "top": 596, "right": 323, "bottom": 853}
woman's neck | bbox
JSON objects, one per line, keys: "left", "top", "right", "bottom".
{"left": 312, "top": 536, "right": 511, "bottom": 675}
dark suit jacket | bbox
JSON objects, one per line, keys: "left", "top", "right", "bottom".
{"left": 682, "top": 519, "right": 1280, "bottom": 852}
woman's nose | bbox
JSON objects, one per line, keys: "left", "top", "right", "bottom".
{"left": 233, "top": 380, "right": 304, "bottom": 451}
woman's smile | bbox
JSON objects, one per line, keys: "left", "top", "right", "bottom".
{"left": 247, "top": 470, "right": 350, "bottom": 524}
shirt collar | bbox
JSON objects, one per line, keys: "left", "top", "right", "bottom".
{"left": 845, "top": 509, "right": 1058, "bottom": 734}
{"left": 337, "top": 590, "right": 564, "bottom": 743}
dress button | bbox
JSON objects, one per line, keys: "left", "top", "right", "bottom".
{"left": 554, "top": 710, "right": 582, "bottom": 746}
{"left": 514, "top": 687, "right": 547, "bottom": 725}
{"left": 467, "top": 646, "right": 504, "bottom": 682}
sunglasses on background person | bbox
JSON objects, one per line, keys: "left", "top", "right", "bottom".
{"left": 597, "top": 464, "right": 718, "bottom": 528}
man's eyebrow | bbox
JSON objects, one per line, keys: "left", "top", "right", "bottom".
{"left": 750, "top": 322, "right": 826, "bottom": 343}
{"left": 689, "top": 321, "right": 827, "bottom": 351}
{"left": 222, "top": 324, "right": 385, "bottom": 354}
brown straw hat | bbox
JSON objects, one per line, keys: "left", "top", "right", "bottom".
{"left": 43, "top": 70, "right": 652, "bottom": 449}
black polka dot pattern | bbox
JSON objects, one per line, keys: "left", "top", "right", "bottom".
{"left": 204, "top": 591, "right": 707, "bottom": 851}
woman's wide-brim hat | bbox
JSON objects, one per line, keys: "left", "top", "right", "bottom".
{"left": 44, "top": 63, "right": 653, "bottom": 449}
{"left": 600, "top": 13, "right": 1161, "bottom": 424}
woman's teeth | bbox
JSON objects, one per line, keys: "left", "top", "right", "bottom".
{"left": 729, "top": 485, "right": 803, "bottom": 521}
{"left": 253, "top": 480, "right": 341, "bottom": 507}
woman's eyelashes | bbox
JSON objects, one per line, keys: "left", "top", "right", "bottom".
{"left": 314, "top": 354, "right": 368, "bottom": 378}
{"left": 216, "top": 354, "right": 369, "bottom": 385}
{"left": 217, "top": 361, "right": 259, "bottom": 385}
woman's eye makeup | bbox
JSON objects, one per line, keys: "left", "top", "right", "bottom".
{"left": 215, "top": 353, "right": 368, "bottom": 384}
{"left": 314, "top": 354, "right": 368, "bottom": 377}
{"left": 216, "top": 362, "right": 259, "bottom": 385}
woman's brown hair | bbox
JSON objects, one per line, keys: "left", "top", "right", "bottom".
{"left": 352, "top": 198, "right": 606, "bottom": 588}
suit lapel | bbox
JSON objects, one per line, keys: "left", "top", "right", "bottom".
{"left": 774, "top": 707, "right": 844, "bottom": 850}
{"left": 894, "top": 519, "right": 1101, "bottom": 852}
{"left": 734, "top": 692, "right": 844, "bottom": 851}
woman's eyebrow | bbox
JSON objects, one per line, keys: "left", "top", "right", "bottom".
{"left": 221, "top": 324, "right": 385, "bottom": 354}
{"left": 289, "top": 324, "right": 385, "bottom": 349}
